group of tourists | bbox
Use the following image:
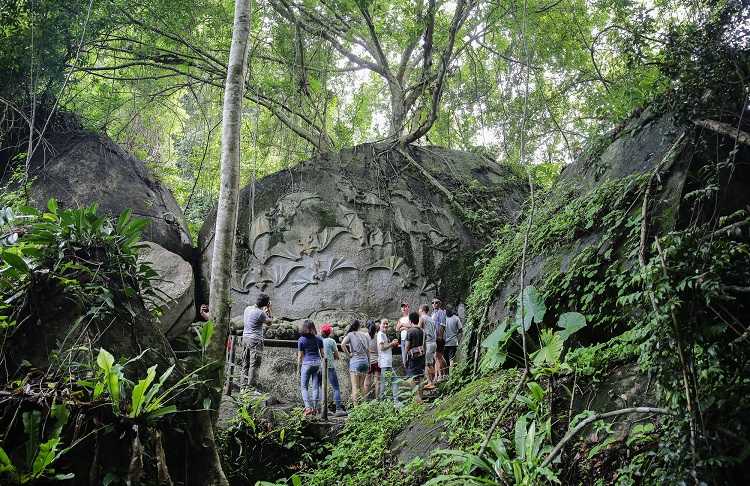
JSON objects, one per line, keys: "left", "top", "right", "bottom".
{"left": 295, "top": 297, "right": 464, "bottom": 416}
{"left": 234, "top": 293, "right": 464, "bottom": 417}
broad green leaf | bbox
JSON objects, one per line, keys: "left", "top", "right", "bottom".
{"left": 107, "top": 365, "right": 122, "bottom": 407}
{"left": 525, "top": 420, "right": 537, "bottom": 462}
{"left": 2, "top": 250, "right": 28, "bottom": 272}
{"left": 512, "top": 460, "right": 523, "bottom": 484}
{"left": 50, "top": 404, "right": 70, "bottom": 438}
{"left": 47, "top": 199, "right": 58, "bottom": 215}
{"left": 532, "top": 329, "right": 563, "bottom": 367}
{"left": 145, "top": 405, "right": 178, "bottom": 420}
{"left": 516, "top": 286, "right": 546, "bottom": 331}
{"left": 130, "top": 365, "right": 157, "bottom": 417}
{"left": 96, "top": 348, "right": 114, "bottom": 373}
{"left": 31, "top": 437, "right": 61, "bottom": 477}
{"left": 481, "top": 320, "right": 509, "bottom": 349}
{"left": 527, "top": 381, "right": 545, "bottom": 402}
{"left": 0, "top": 446, "right": 15, "bottom": 474}
{"left": 143, "top": 364, "right": 175, "bottom": 411}
{"left": 22, "top": 410, "right": 40, "bottom": 471}
{"left": 514, "top": 414, "right": 527, "bottom": 460}
{"left": 557, "top": 312, "right": 587, "bottom": 341}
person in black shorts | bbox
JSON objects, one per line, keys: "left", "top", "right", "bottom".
{"left": 405, "top": 311, "right": 425, "bottom": 403}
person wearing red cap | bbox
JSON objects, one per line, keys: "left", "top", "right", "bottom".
{"left": 321, "top": 323, "right": 346, "bottom": 416}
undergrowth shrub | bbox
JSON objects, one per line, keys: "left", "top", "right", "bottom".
{"left": 217, "top": 393, "right": 331, "bottom": 485}
{"left": 303, "top": 401, "right": 422, "bottom": 486}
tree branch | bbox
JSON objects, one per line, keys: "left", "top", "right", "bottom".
{"left": 693, "top": 119, "right": 750, "bottom": 146}
{"left": 541, "top": 407, "right": 671, "bottom": 468}
{"left": 402, "top": 0, "right": 473, "bottom": 144}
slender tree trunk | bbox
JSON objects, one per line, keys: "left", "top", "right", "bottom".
{"left": 196, "top": 1, "right": 252, "bottom": 485}
{"left": 208, "top": 0, "right": 252, "bottom": 392}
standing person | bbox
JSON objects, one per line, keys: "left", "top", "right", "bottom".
{"left": 419, "top": 304, "right": 437, "bottom": 390}
{"left": 395, "top": 302, "right": 411, "bottom": 370}
{"left": 432, "top": 299, "right": 447, "bottom": 382}
{"left": 297, "top": 320, "right": 324, "bottom": 416}
{"left": 341, "top": 319, "right": 370, "bottom": 405}
{"left": 363, "top": 320, "right": 380, "bottom": 400}
{"left": 404, "top": 311, "right": 426, "bottom": 403}
{"left": 321, "top": 323, "right": 346, "bottom": 416}
{"left": 443, "top": 307, "right": 463, "bottom": 371}
{"left": 241, "top": 293, "right": 273, "bottom": 389}
{"left": 377, "top": 319, "right": 401, "bottom": 405}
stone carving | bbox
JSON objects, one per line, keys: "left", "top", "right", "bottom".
{"left": 199, "top": 145, "right": 526, "bottom": 322}
{"left": 336, "top": 204, "right": 366, "bottom": 244}
{"left": 290, "top": 269, "right": 318, "bottom": 304}
{"left": 419, "top": 278, "right": 438, "bottom": 296}
{"left": 394, "top": 207, "right": 434, "bottom": 235}
{"left": 270, "top": 260, "right": 305, "bottom": 287}
{"left": 233, "top": 263, "right": 270, "bottom": 293}
{"left": 368, "top": 228, "right": 394, "bottom": 250}
{"left": 366, "top": 256, "right": 405, "bottom": 277}
{"left": 268, "top": 241, "right": 302, "bottom": 262}
{"left": 319, "top": 257, "right": 358, "bottom": 280}
{"left": 302, "top": 227, "right": 348, "bottom": 255}
{"left": 248, "top": 215, "right": 272, "bottom": 253}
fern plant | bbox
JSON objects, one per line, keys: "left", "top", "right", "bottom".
{"left": 427, "top": 415, "right": 559, "bottom": 485}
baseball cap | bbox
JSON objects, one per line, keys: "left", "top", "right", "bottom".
{"left": 321, "top": 323, "right": 333, "bottom": 335}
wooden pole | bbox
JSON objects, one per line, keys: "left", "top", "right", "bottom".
{"left": 224, "top": 335, "right": 236, "bottom": 396}
{"left": 321, "top": 357, "right": 329, "bottom": 420}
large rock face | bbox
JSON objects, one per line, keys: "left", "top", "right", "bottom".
{"left": 3, "top": 129, "right": 197, "bottom": 336}
{"left": 200, "top": 145, "right": 526, "bottom": 325}
{"left": 488, "top": 111, "right": 688, "bottom": 324}
{"left": 24, "top": 131, "right": 193, "bottom": 259}
{"left": 139, "top": 241, "right": 196, "bottom": 338}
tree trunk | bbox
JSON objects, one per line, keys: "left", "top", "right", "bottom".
{"left": 201, "top": 0, "right": 253, "bottom": 484}
{"left": 208, "top": 0, "right": 252, "bottom": 393}
{"left": 389, "top": 82, "right": 406, "bottom": 138}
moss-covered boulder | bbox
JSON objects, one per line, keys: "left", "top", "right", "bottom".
{"left": 199, "top": 145, "right": 527, "bottom": 322}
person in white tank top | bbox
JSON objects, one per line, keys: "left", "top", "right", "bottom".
{"left": 395, "top": 302, "right": 412, "bottom": 369}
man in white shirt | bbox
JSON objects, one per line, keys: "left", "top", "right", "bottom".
{"left": 377, "top": 319, "right": 400, "bottom": 405}
{"left": 395, "top": 302, "right": 411, "bottom": 371}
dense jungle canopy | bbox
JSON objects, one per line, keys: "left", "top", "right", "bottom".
{"left": 1, "top": 0, "right": 750, "bottom": 485}
{"left": 5, "top": 0, "right": 742, "bottom": 231}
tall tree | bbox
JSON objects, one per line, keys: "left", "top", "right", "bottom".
{"left": 197, "top": 0, "right": 252, "bottom": 484}
{"left": 209, "top": 0, "right": 252, "bottom": 397}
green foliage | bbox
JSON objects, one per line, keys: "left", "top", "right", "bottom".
{"left": 88, "top": 347, "right": 191, "bottom": 422}
{"left": 428, "top": 415, "right": 558, "bottom": 485}
{"left": 0, "top": 200, "right": 163, "bottom": 383}
{"left": 624, "top": 224, "right": 750, "bottom": 481}
{"left": 195, "top": 320, "right": 215, "bottom": 359}
{"left": 218, "top": 392, "right": 333, "bottom": 486}
{"left": 0, "top": 405, "right": 74, "bottom": 484}
{"left": 303, "top": 401, "right": 422, "bottom": 486}
{"left": 518, "top": 285, "right": 546, "bottom": 332}
{"left": 465, "top": 172, "right": 645, "bottom": 343}
{"left": 434, "top": 370, "right": 526, "bottom": 449}
{"left": 479, "top": 285, "right": 587, "bottom": 375}
{"left": 0, "top": 200, "right": 159, "bottom": 337}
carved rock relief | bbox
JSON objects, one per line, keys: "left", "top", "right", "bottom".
{"left": 231, "top": 188, "right": 452, "bottom": 317}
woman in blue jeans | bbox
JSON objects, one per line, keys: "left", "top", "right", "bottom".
{"left": 297, "top": 320, "right": 324, "bottom": 416}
